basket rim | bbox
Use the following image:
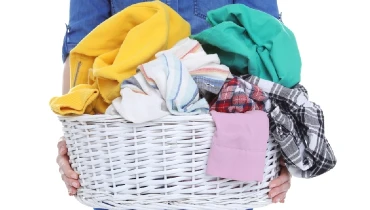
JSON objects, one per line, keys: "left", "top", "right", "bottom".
{"left": 58, "top": 113, "right": 214, "bottom": 123}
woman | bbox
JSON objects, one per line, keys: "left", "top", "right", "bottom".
{"left": 56, "top": 1, "right": 291, "bottom": 209}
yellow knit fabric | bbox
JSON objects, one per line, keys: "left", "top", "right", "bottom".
{"left": 50, "top": 1, "right": 190, "bottom": 115}
{"left": 50, "top": 84, "right": 99, "bottom": 115}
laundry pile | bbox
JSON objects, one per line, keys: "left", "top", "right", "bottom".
{"left": 50, "top": 1, "right": 336, "bottom": 181}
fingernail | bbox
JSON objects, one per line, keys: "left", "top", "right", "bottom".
{"left": 72, "top": 182, "right": 78, "bottom": 188}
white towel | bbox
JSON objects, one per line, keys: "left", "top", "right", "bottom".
{"left": 105, "top": 72, "right": 170, "bottom": 123}
{"left": 106, "top": 38, "right": 230, "bottom": 123}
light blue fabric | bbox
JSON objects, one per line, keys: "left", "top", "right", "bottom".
{"left": 62, "top": 0, "right": 280, "bottom": 62}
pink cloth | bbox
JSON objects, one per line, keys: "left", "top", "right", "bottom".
{"left": 207, "top": 110, "right": 269, "bottom": 182}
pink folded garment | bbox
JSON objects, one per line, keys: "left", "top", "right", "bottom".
{"left": 207, "top": 110, "right": 269, "bottom": 182}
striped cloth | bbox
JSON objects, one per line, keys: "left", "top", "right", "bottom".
{"left": 138, "top": 53, "right": 209, "bottom": 115}
{"left": 106, "top": 38, "right": 230, "bottom": 122}
{"left": 156, "top": 37, "right": 231, "bottom": 99}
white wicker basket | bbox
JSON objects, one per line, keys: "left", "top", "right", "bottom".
{"left": 59, "top": 114, "right": 280, "bottom": 210}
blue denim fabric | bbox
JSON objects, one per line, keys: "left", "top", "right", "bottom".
{"left": 62, "top": 0, "right": 279, "bottom": 62}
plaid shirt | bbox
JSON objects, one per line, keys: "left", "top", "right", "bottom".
{"left": 210, "top": 77, "right": 271, "bottom": 113}
{"left": 243, "top": 75, "right": 336, "bottom": 178}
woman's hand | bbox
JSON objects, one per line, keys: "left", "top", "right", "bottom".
{"left": 56, "top": 136, "right": 80, "bottom": 195}
{"left": 268, "top": 158, "right": 292, "bottom": 203}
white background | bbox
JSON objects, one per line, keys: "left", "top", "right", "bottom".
{"left": 0, "top": 0, "right": 369, "bottom": 209}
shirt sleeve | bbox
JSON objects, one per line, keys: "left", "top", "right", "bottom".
{"left": 62, "top": 0, "right": 111, "bottom": 62}
{"left": 234, "top": 0, "right": 280, "bottom": 19}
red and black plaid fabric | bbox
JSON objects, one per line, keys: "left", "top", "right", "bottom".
{"left": 210, "top": 77, "right": 270, "bottom": 113}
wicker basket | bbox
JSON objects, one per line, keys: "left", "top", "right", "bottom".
{"left": 59, "top": 114, "right": 280, "bottom": 210}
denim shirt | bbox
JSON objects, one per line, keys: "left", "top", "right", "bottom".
{"left": 62, "top": 0, "right": 280, "bottom": 62}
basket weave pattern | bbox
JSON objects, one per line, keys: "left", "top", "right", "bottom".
{"left": 60, "top": 114, "right": 280, "bottom": 210}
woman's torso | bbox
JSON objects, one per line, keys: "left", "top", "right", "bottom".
{"left": 110, "top": 0, "right": 279, "bottom": 34}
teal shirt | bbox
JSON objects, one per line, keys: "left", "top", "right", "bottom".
{"left": 192, "top": 4, "right": 301, "bottom": 88}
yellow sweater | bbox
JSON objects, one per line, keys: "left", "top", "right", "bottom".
{"left": 50, "top": 1, "right": 190, "bottom": 115}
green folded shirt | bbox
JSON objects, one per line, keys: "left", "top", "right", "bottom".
{"left": 191, "top": 4, "right": 301, "bottom": 88}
